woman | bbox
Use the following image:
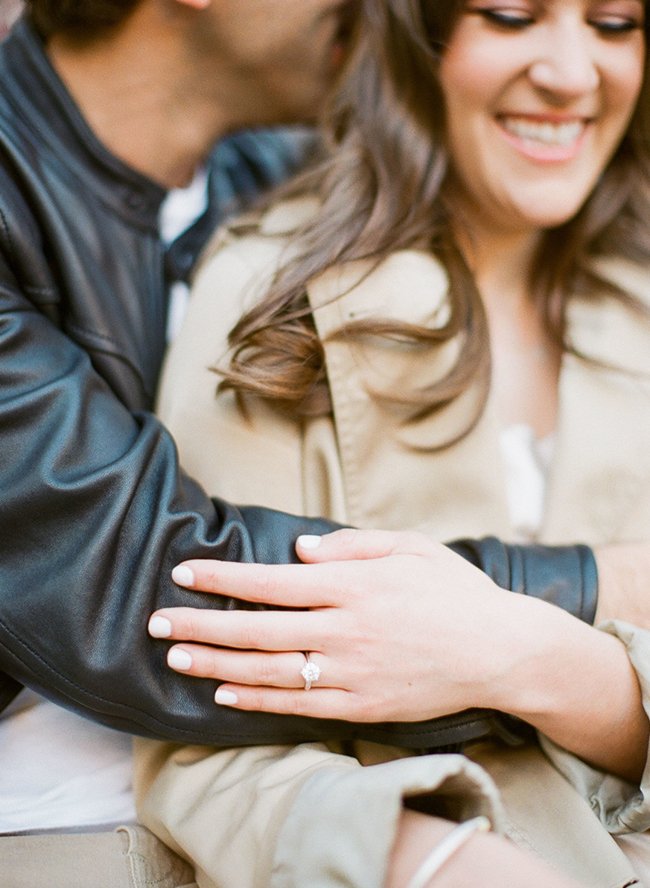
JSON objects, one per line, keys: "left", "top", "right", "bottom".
{"left": 138, "top": 0, "right": 650, "bottom": 884}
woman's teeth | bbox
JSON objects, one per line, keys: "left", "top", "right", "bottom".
{"left": 501, "top": 117, "right": 585, "bottom": 146}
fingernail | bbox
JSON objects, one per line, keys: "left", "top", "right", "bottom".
{"left": 297, "top": 535, "right": 322, "bottom": 549}
{"left": 215, "top": 689, "right": 239, "bottom": 706}
{"left": 168, "top": 648, "right": 193, "bottom": 671}
{"left": 149, "top": 616, "right": 173, "bottom": 638}
{"left": 172, "top": 565, "right": 195, "bottom": 588}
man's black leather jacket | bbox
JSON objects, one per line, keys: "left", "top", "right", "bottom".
{"left": 0, "top": 20, "right": 597, "bottom": 752}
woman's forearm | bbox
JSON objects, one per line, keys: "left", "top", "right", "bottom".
{"left": 595, "top": 541, "right": 650, "bottom": 628}
{"left": 483, "top": 594, "right": 649, "bottom": 783}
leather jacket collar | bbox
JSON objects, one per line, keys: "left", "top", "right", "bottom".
{"left": 0, "top": 19, "right": 167, "bottom": 229}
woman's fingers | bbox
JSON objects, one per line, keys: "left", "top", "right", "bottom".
{"left": 149, "top": 606, "right": 325, "bottom": 651}
{"left": 296, "top": 528, "right": 439, "bottom": 564}
{"left": 170, "top": 530, "right": 443, "bottom": 608}
{"left": 164, "top": 645, "right": 330, "bottom": 689}
{"left": 211, "top": 684, "right": 363, "bottom": 720}
{"left": 152, "top": 544, "right": 519, "bottom": 725}
{"left": 170, "top": 558, "right": 340, "bottom": 607}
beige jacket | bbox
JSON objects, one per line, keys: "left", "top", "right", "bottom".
{"left": 135, "top": 200, "right": 650, "bottom": 888}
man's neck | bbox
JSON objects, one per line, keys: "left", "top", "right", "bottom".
{"left": 46, "top": 8, "right": 232, "bottom": 189}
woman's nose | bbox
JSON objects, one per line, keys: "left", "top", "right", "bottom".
{"left": 528, "top": 20, "right": 600, "bottom": 99}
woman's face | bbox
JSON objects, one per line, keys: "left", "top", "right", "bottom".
{"left": 438, "top": 0, "right": 646, "bottom": 234}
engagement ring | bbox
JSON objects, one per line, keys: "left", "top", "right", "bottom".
{"left": 301, "top": 653, "right": 321, "bottom": 690}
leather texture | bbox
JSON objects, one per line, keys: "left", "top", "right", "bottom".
{"left": 0, "top": 20, "right": 596, "bottom": 752}
{"left": 0, "top": 20, "right": 343, "bottom": 745}
{"left": 448, "top": 538, "right": 599, "bottom": 625}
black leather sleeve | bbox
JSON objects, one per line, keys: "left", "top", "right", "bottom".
{"left": 447, "top": 537, "right": 598, "bottom": 624}
{"left": 0, "top": 258, "right": 349, "bottom": 744}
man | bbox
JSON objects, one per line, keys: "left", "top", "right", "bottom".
{"left": 0, "top": 1, "right": 357, "bottom": 880}
{"left": 0, "top": 0, "right": 353, "bottom": 736}
{"left": 0, "top": 0, "right": 601, "bottom": 880}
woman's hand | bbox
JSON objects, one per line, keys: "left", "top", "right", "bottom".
{"left": 150, "top": 529, "right": 527, "bottom": 723}
{"left": 150, "top": 528, "right": 649, "bottom": 781}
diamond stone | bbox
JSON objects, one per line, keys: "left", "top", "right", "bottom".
{"left": 301, "top": 661, "right": 321, "bottom": 685}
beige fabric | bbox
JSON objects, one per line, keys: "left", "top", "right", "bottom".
{"left": 140, "top": 199, "right": 650, "bottom": 888}
{"left": 616, "top": 833, "right": 650, "bottom": 884}
{"left": 135, "top": 742, "right": 506, "bottom": 888}
{"left": 0, "top": 825, "right": 196, "bottom": 888}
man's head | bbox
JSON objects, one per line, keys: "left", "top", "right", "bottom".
{"left": 25, "top": 0, "right": 140, "bottom": 41}
{"left": 32, "top": 0, "right": 354, "bottom": 125}
{"left": 189, "top": 0, "right": 354, "bottom": 126}
{"left": 37, "top": 0, "right": 355, "bottom": 186}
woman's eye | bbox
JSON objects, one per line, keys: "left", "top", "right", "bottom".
{"left": 472, "top": 7, "right": 535, "bottom": 29}
{"left": 589, "top": 1, "right": 645, "bottom": 34}
{"left": 590, "top": 16, "right": 643, "bottom": 33}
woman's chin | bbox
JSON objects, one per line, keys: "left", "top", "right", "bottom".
{"left": 496, "top": 197, "right": 590, "bottom": 234}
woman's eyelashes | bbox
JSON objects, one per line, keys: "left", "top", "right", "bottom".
{"left": 589, "top": 15, "right": 644, "bottom": 34}
{"left": 590, "top": 0, "right": 646, "bottom": 34}
{"left": 471, "top": 7, "right": 534, "bottom": 29}
{"left": 468, "top": 2, "right": 644, "bottom": 34}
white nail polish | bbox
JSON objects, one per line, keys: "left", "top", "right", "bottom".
{"left": 168, "top": 648, "right": 193, "bottom": 671}
{"left": 215, "top": 689, "right": 239, "bottom": 706}
{"left": 297, "top": 535, "right": 322, "bottom": 549}
{"left": 172, "top": 565, "right": 195, "bottom": 587}
{"left": 149, "top": 616, "right": 173, "bottom": 638}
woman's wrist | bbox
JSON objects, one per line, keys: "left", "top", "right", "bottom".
{"left": 404, "top": 816, "right": 491, "bottom": 888}
{"left": 480, "top": 593, "right": 648, "bottom": 781}
{"left": 594, "top": 541, "right": 650, "bottom": 628}
{"left": 479, "top": 593, "right": 578, "bottom": 717}
{"left": 385, "top": 810, "right": 457, "bottom": 888}
{"left": 386, "top": 808, "right": 589, "bottom": 888}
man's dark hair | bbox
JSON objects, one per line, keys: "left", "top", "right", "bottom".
{"left": 26, "top": 0, "right": 141, "bottom": 41}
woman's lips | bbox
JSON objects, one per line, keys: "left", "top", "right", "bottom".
{"left": 497, "top": 114, "right": 590, "bottom": 162}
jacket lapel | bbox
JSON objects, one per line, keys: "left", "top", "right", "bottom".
{"left": 309, "top": 251, "right": 650, "bottom": 546}
{"left": 542, "top": 266, "right": 650, "bottom": 544}
{"left": 308, "top": 251, "right": 512, "bottom": 539}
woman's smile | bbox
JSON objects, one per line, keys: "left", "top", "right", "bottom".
{"left": 497, "top": 114, "right": 591, "bottom": 162}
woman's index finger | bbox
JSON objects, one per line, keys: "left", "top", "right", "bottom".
{"left": 171, "top": 558, "right": 338, "bottom": 608}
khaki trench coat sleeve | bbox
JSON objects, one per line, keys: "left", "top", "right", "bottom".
{"left": 134, "top": 740, "right": 504, "bottom": 888}
{"left": 540, "top": 621, "right": 650, "bottom": 836}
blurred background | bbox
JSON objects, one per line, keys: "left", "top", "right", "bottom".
{"left": 0, "top": 0, "right": 22, "bottom": 38}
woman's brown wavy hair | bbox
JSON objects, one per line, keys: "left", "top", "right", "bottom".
{"left": 220, "top": 0, "right": 650, "bottom": 440}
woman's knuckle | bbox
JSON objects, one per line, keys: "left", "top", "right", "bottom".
{"left": 355, "top": 695, "right": 375, "bottom": 721}
{"left": 255, "top": 573, "right": 280, "bottom": 603}
{"left": 256, "top": 661, "right": 279, "bottom": 685}
{"left": 245, "top": 691, "right": 264, "bottom": 711}
{"left": 337, "top": 528, "right": 358, "bottom": 546}
{"left": 240, "top": 625, "right": 263, "bottom": 649}
{"left": 182, "top": 612, "right": 201, "bottom": 640}
{"left": 287, "top": 694, "right": 306, "bottom": 716}
{"left": 199, "top": 565, "right": 219, "bottom": 587}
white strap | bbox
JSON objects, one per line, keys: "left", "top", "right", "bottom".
{"left": 404, "top": 815, "right": 492, "bottom": 888}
